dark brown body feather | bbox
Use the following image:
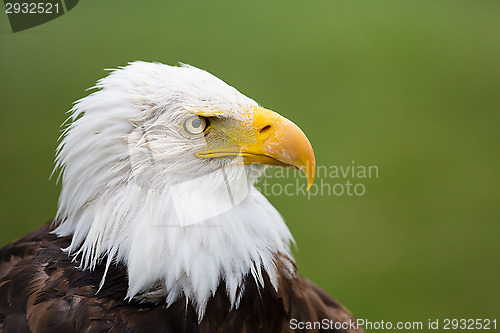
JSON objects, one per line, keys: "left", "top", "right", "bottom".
{"left": 0, "top": 223, "right": 362, "bottom": 333}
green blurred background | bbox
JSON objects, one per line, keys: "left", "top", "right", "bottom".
{"left": 1, "top": 0, "right": 499, "bottom": 330}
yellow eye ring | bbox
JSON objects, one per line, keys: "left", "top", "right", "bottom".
{"left": 181, "top": 115, "right": 210, "bottom": 137}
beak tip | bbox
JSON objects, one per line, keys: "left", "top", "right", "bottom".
{"left": 303, "top": 160, "right": 315, "bottom": 192}
{"left": 306, "top": 182, "right": 313, "bottom": 191}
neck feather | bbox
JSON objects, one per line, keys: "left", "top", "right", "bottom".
{"left": 54, "top": 170, "right": 296, "bottom": 319}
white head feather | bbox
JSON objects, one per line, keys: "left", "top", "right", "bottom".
{"left": 53, "top": 62, "right": 295, "bottom": 319}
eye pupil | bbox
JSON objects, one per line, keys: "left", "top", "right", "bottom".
{"left": 182, "top": 115, "right": 209, "bottom": 137}
{"left": 191, "top": 118, "right": 201, "bottom": 128}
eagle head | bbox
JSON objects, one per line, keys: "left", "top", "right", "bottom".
{"left": 53, "top": 61, "right": 315, "bottom": 319}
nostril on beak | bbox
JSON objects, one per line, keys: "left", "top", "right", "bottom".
{"left": 259, "top": 125, "right": 273, "bottom": 143}
{"left": 259, "top": 125, "right": 272, "bottom": 136}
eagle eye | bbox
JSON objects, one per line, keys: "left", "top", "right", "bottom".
{"left": 182, "top": 115, "right": 209, "bottom": 137}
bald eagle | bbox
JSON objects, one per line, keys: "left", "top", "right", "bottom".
{"left": 0, "top": 62, "right": 363, "bottom": 333}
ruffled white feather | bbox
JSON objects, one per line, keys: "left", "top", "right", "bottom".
{"left": 53, "top": 62, "right": 295, "bottom": 320}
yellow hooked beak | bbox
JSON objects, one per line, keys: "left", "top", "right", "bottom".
{"left": 195, "top": 106, "right": 316, "bottom": 190}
